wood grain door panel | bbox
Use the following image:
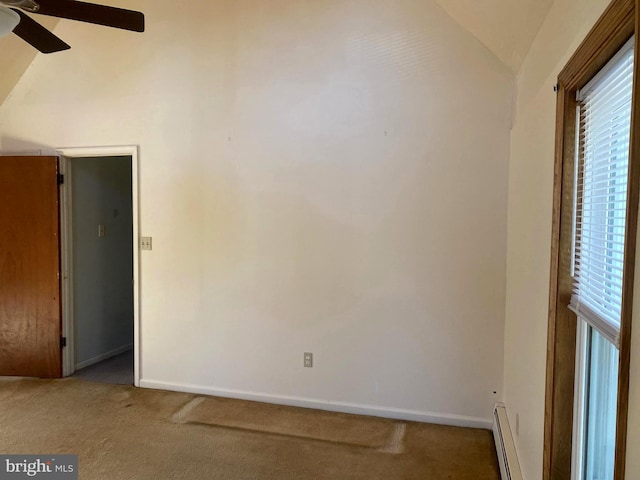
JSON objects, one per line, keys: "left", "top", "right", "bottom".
{"left": 0, "top": 156, "right": 62, "bottom": 378}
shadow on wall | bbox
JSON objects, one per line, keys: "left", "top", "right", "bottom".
{"left": 0, "top": 136, "right": 58, "bottom": 155}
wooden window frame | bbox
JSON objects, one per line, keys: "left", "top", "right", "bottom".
{"left": 545, "top": 1, "right": 640, "bottom": 479}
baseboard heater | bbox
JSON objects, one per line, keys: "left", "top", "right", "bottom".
{"left": 492, "top": 404, "right": 523, "bottom": 480}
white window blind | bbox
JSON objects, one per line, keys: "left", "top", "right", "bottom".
{"left": 569, "top": 38, "right": 634, "bottom": 348}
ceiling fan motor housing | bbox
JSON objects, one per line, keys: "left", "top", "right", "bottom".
{"left": 1, "top": 0, "right": 39, "bottom": 12}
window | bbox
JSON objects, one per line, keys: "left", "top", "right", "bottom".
{"left": 570, "top": 40, "right": 634, "bottom": 347}
{"left": 545, "top": 1, "right": 638, "bottom": 479}
{"left": 570, "top": 38, "right": 633, "bottom": 480}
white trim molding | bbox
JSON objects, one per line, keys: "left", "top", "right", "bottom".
{"left": 56, "top": 145, "right": 141, "bottom": 387}
{"left": 139, "top": 379, "right": 493, "bottom": 429}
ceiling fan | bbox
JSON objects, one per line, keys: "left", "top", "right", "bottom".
{"left": 0, "top": 0, "right": 144, "bottom": 53}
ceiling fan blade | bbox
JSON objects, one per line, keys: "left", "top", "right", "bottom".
{"left": 31, "top": 0, "right": 144, "bottom": 32}
{"left": 11, "top": 8, "right": 70, "bottom": 53}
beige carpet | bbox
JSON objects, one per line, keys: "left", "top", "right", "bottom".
{"left": 0, "top": 378, "right": 500, "bottom": 479}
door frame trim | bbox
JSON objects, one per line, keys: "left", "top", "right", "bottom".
{"left": 57, "top": 145, "right": 141, "bottom": 387}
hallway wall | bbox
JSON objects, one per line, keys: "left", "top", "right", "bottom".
{"left": 72, "top": 156, "right": 134, "bottom": 368}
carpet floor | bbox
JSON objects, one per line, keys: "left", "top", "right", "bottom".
{"left": 0, "top": 378, "right": 500, "bottom": 479}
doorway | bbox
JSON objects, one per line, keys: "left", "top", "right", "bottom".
{"left": 58, "top": 146, "right": 141, "bottom": 386}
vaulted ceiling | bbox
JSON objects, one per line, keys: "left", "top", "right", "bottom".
{"left": 0, "top": 0, "right": 553, "bottom": 106}
{"left": 0, "top": 16, "right": 58, "bottom": 106}
{"left": 433, "top": 0, "right": 554, "bottom": 72}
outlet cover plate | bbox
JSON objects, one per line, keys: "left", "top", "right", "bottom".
{"left": 140, "top": 237, "right": 152, "bottom": 251}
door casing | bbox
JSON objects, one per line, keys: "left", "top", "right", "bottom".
{"left": 57, "top": 146, "right": 141, "bottom": 387}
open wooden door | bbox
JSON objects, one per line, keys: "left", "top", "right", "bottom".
{"left": 0, "top": 156, "right": 62, "bottom": 378}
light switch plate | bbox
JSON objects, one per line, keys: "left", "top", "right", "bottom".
{"left": 304, "top": 352, "right": 313, "bottom": 368}
{"left": 140, "top": 237, "right": 152, "bottom": 251}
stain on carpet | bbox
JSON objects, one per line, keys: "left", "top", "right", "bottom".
{"left": 0, "top": 378, "right": 500, "bottom": 480}
{"left": 173, "top": 395, "right": 404, "bottom": 451}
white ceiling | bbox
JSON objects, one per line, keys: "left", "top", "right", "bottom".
{"left": 0, "top": 0, "right": 552, "bottom": 106}
{"left": 433, "top": 0, "right": 554, "bottom": 72}
{"left": 0, "top": 16, "right": 59, "bottom": 106}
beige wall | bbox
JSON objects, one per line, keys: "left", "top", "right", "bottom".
{"left": 504, "top": 0, "right": 622, "bottom": 478}
{"left": 0, "top": 0, "right": 512, "bottom": 425}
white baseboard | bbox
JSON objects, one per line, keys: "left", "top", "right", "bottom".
{"left": 75, "top": 344, "right": 133, "bottom": 371}
{"left": 139, "top": 379, "right": 492, "bottom": 429}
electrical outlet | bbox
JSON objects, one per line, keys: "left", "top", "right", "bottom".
{"left": 98, "top": 224, "right": 106, "bottom": 238}
{"left": 140, "top": 237, "right": 153, "bottom": 251}
{"left": 304, "top": 352, "right": 313, "bottom": 368}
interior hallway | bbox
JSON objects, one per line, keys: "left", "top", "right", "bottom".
{"left": 72, "top": 350, "right": 134, "bottom": 385}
